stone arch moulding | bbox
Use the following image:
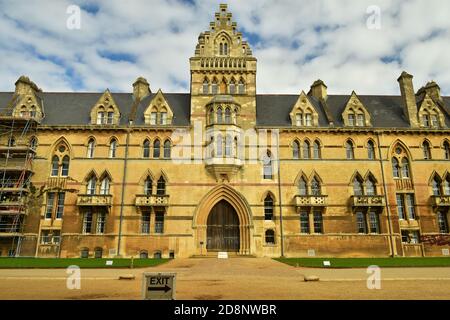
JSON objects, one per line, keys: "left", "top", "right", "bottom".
{"left": 192, "top": 184, "right": 253, "bottom": 255}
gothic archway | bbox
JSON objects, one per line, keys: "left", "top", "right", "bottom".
{"left": 207, "top": 200, "right": 240, "bottom": 251}
{"left": 193, "top": 184, "right": 253, "bottom": 255}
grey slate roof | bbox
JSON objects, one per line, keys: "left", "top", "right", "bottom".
{"left": 1, "top": 91, "right": 449, "bottom": 128}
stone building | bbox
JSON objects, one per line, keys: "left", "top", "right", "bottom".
{"left": 0, "top": 4, "right": 449, "bottom": 258}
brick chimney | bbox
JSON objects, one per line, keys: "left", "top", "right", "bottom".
{"left": 397, "top": 71, "right": 419, "bottom": 128}
{"left": 132, "top": 77, "right": 151, "bottom": 100}
{"left": 308, "top": 79, "right": 327, "bottom": 100}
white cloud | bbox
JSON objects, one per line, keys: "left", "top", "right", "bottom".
{"left": 0, "top": 0, "right": 449, "bottom": 95}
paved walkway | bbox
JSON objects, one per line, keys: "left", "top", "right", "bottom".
{"left": 0, "top": 258, "right": 449, "bottom": 299}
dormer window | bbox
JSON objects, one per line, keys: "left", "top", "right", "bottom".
{"left": 305, "top": 113, "right": 312, "bottom": 126}
{"left": 422, "top": 114, "right": 430, "bottom": 127}
{"left": 348, "top": 114, "right": 355, "bottom": 126}
{"left": 290, "top": 92, "right": 319, "bottom": 127}
{"left": 356, "top": 114, "right": 365, "bottom": 126}
{"left": 30, "top": 106, "right": 37, "bottom": 118}
{"left": 160, "top": 111, "right": 168, "bottom": 125}
{"left": 150, "top": 111, "right": 157, "bottom": 125}
{"left": 90, "top": 91, "right": 120, "bottom": 125}
{"left": 97, "top": 110, "right": 105, "bottom": 124}
{"left": 107, "top": 111, "right": 114, "bottom": 124}
{"left": 342, "top": 93, "right": 371, "bottom": 127}
{"left": 144, "top": 90, "right": 173, "bottom": 125}
{"left": 295, "top": 113, "right": 302, "bottom": 126}
{"left": 431, "top": 115, "right": 439, "bottom": 127}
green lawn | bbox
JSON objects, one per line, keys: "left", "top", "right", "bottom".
{"left": 0, "top": 257, "right": 169, "bottom": 269}
{"left": 274, "top": 257, "right": 450, "bottom": 268}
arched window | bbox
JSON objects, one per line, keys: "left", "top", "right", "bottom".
{"left": 100, "top": 177, "right": 110, "bottom": 195}
{"left": 295, "top": 113, "right": 303, "bottom": 126}
{"left": 150, "top": 109, "right": 157, "bottom": 125}
{"left": 87, "top": 139, "right": 95, "bottom": 158}
{"left": 263, "top": 151, "right": 273, "bottom": 179}
{"left": 225, "top": 107, "right": 231, "bottom": 124}
{"left": 209, "top": 108, "right": 214, "bottom": 124}
{"left": 432, "top": 177, "right": 441, "bottom": 196}
{"left": 212, "top": 79, "right": 218, "bottom": 95}
{"left": 304, "top": 113, "right": 312, "bottom": 126}
{"left": 311, "top": 177, "right": 321, "bottom": 196}
{"left": 87, "top": 177, "right": 97, "bottom": 195}
{"left": 229, "top": 80, "right": 236, "bottom": 94}
{"left": 444, "top": 141, "right": 450, "bottom": 160}
{"left": 366, "top": 177, "right": 376, "bottom": 195}
{"left": 348, "top": 113, "right": 355, "bottom": 126}
{"left": 423, "top": 141, "right": 431, "bottom": 159}
{"left": 292, "top": 141, "right": 300, "bottom": 159}
{"left": 51, "top": 155, "right": 59, "bottom": 176}
{"left": 238, "top": 79, "right": 245, "bottom": 94}
{"left": 401, "top": 158, "right": 410, "bottom": 178}
{"left": 217, "top": 107, "right": 223, "bottom": 124}
{"left": 140, "top": 250, "right": 148, "bottom": 259}
{"left": 216, "top": 134, "right": 223, "bottom": 157}
{"left": 313, "top": 140, "right": 321, "bottom": 159}
{"left": 233, "top": 137, "right": 238, "bottom": 157}
{"left": 264, "top": 195, "right": 274, "bottom": 220}
{"left": 223, "top": 42, "right": 228, "bottom": 55}
{"left": 156, "top": 176, "right": 166, "bottom": 195}
{"left": 61, "top": 155, "right": 70, "bottom": 176}
{"left": 144, "top": 177, "right": 152, "bottom": 195}
{"left": 143, "top": 139, "right": 150, "bottom": 158}
{"left": 30, "top": 106, "right": 37, "bottom": 118}
{"left": 303, "top": 141, "right": 310, "bottom": 159}
{"left": 392, "top": 158, "right": 400, "bottom": 178}
{"left": 109, "top": 139, "right": 117, "bottom": 158}
{"left": 163, "top": 140, "right": 171, "bottom": 159}
{"left": 367, "top": 140, "right": 375, "bottom": 160}
{"left": 265, "top": 229, "right": 275, "bottom": 244}
{"left": 153, "top": 140, "right": 160, "bottom": 158}
{"left": 353, "top": 176, "right": 364, "bottom": 196}
{"left": 346, "top": 140, "right": 354, "bottom": 159}
{"left": 299, "top": 177, "right": 307, "bottom": 196}
{"left": 202, "top": 79, "right": 209, "bottom": 94}
{"left": 107, "top": 110, "right": 114, "bottom": 124}
{"left": 225, "top": 134, "right": 232, "bottom": 156}
{"left": 96, "top": 111, "right": 105, "bottom": 124}
{"left": 444, "top": 176, "right": 450, "bottom": 196}
{"left": 356, "top": 113, "right": 365, "bottom": 126}
{"left": 94, "top": 247, "right": 103, "bottom": 258}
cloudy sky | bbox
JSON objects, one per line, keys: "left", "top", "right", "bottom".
{"left": 0, "top": 0, "right": 449, "bottom": 95}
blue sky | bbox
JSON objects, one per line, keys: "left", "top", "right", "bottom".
{"left": 0, "top": 0, "right": 449, "bottom": 95}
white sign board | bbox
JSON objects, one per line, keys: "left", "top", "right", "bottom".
{"left": 218, "top": 252, "right": 228, "bottom": 259}
{"left": 142, "top": 273, "right": 176, "bottom": 300}
{"left": 105, "top": 260, "right": 113, "bottom": 266}
{"left": 323, "top": 260, "right": 331, "bottom": 267}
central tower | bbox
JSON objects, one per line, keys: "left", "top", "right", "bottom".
{"left": 190, "top": 4, "right": 257, "bottom": 129}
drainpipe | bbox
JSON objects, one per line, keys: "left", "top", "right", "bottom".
{"left": 376, "top": 132, "right": 396, "bottom": 257}
{"left": 117, "top": 128, "right": 131, "bottom": 257}
{"left": 276, "top": 130, "right": 285, "bottom": 257}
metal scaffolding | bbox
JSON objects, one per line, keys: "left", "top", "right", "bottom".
{"left": 0, "top": 112, "right": 37, "bottom": 256}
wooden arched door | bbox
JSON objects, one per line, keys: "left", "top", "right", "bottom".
{"left": 207, "top": 200, "right": 240, "bottom": 251}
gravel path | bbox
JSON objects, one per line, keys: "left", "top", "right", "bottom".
{"left": 0, "top": 258, "right": 449, "bottom": 299}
